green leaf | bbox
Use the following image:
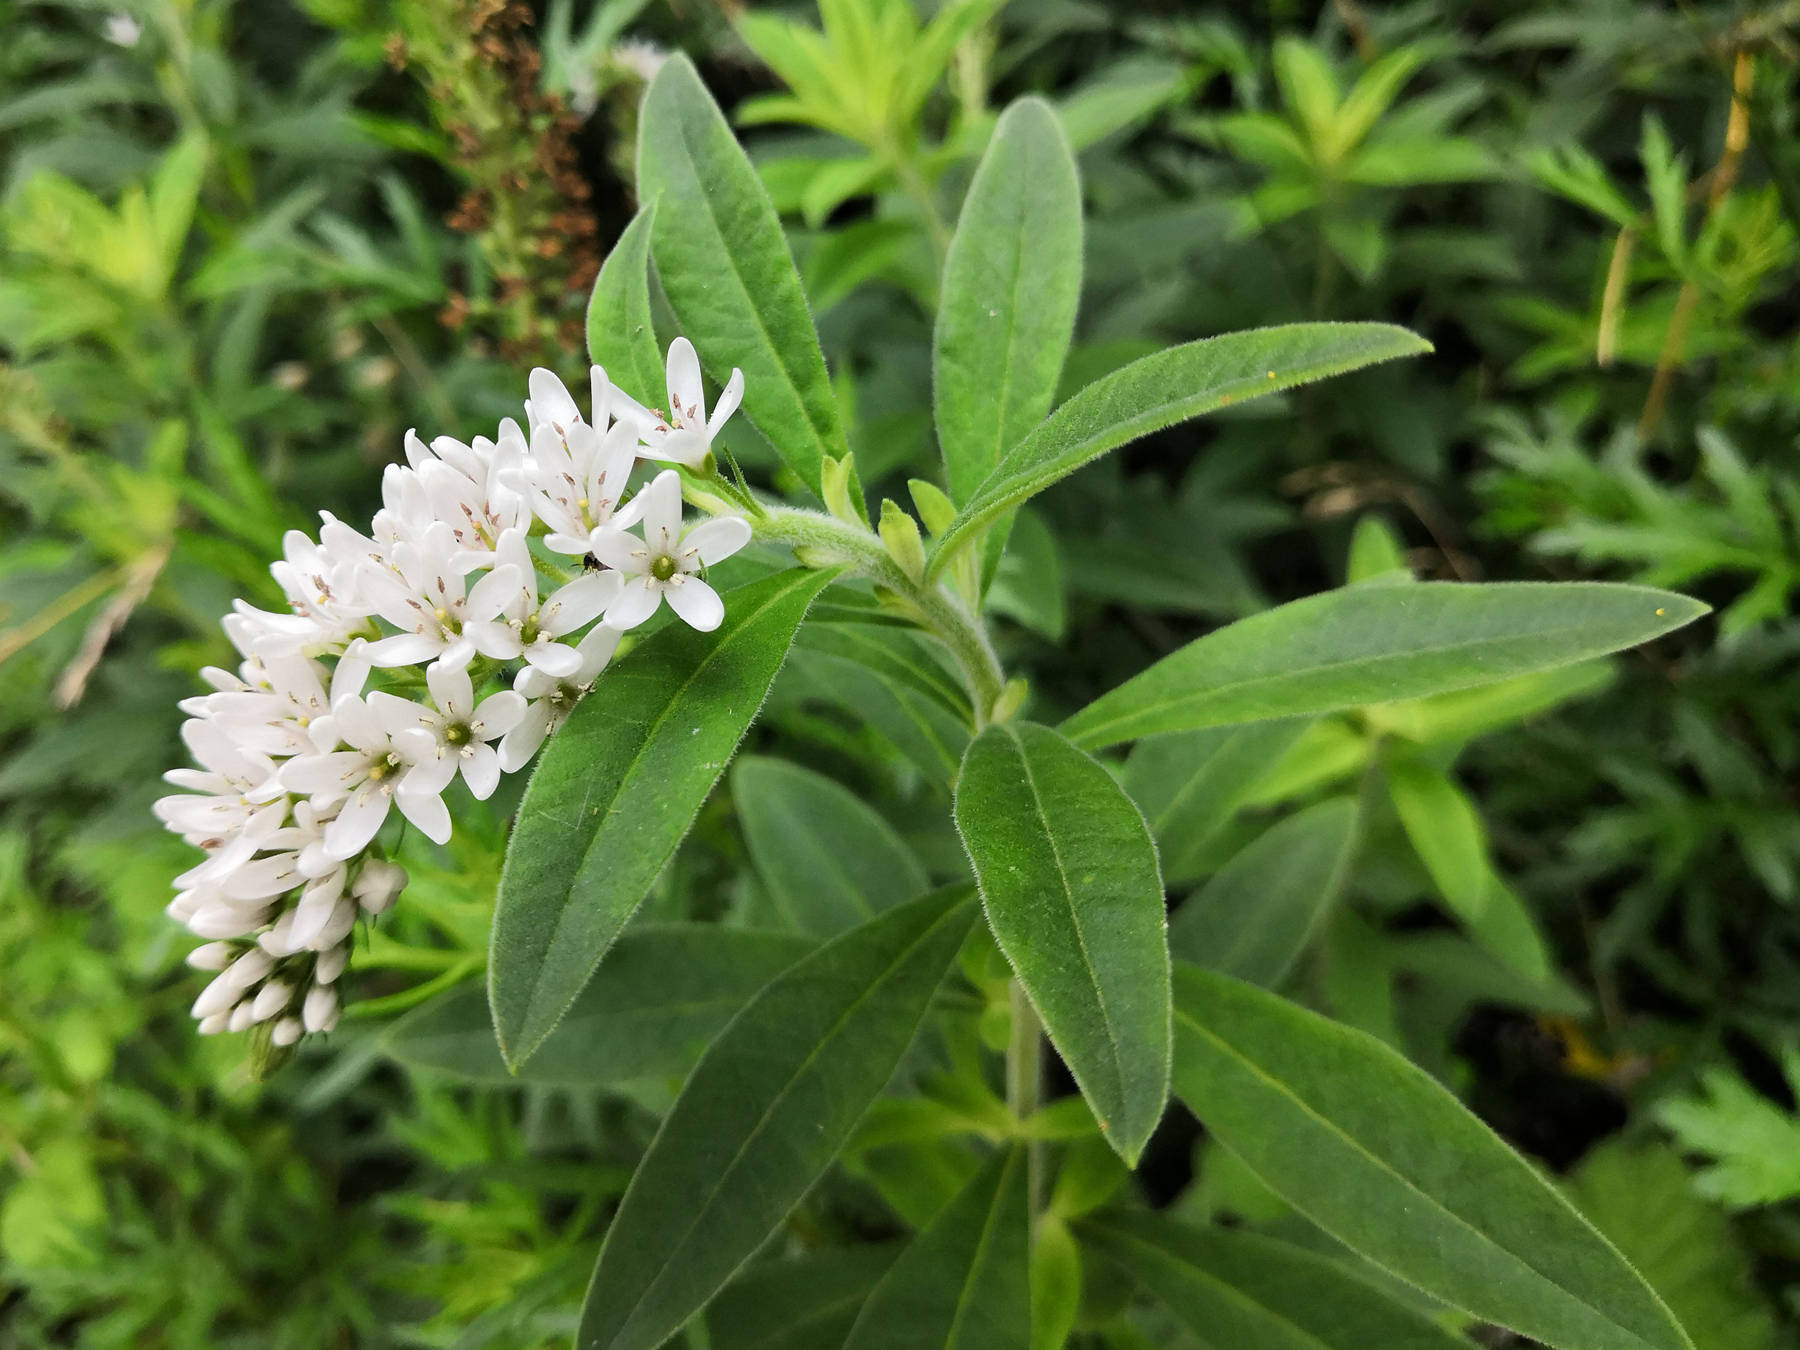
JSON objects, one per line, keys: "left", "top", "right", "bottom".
{"left": 954, "top": 721, "right": 1170, "bottom": 1164}
{"left": 1168, "top": 797, "right": 1359, "bottom": 987}
{"left": 841, "top": 1147, "right": 1031, "bottom": 1350}
{"left": 577, "top": 887, "right": 978, "bottom": 1350}
{"left": 927, "top": 325, "right": 1429, "bottom": 577}
{"left": 1568, "top": 1141, "right": 1778, "bottom": 1350}
{"left": 637, "top": 55, "right": 850, "bottom": 501}
{"left": 490, "top": 567, "right": 836, "bottom": 1067}
{"left": 709, "top": 1247, "right": 901, "bottom": 1350}
{"left": 1386, "top": 759, "right": 1550, "bottom": 981}
{"left": 1030, "top": 1215, "right": 1083, "bottom": 1350}
{"left": 586, "top": 201, "right": 666, "bottom": 411}
{"left": 1082, "top": 1211, "right": 1470, "bottom": 1350}
{"left": 1121, "top": 721, "right": 1310, "bottom": 883}
{"left": 933, "top": 97, "right": 1081, "bottom": 583}
{"left": 1063, "top": 582, "right": 1708, "bottom": 750}
{"left": 734, "top": 756, "right": 929, "bottom": 937}
{"left": 1655, "top": 1049, "right": 1800, "bottom": 1209}
{"left": 1170, "top": 964, "right": 1695, "bottom": 1350}
{"left": 383, "top": 927, "right": 813, "bottom": 1084}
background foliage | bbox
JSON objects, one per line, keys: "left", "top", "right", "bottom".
{"left": 2, "top": 0, "right": 1798, "bottom": 1345}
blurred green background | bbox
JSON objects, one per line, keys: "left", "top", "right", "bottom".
{"left": 4, "top": 1, "right": 1800, "bottom": 1345}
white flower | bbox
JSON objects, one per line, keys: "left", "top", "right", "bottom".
{"left": 104, "top": 13, "right": 142, "bottom": 48}
{"left": 355, "top": 521, "right": 482, "bottom": 669}
{"left": 375, "top": 661, "right": 528, "bottom": 802}
{"left": 590, "top": 470, "right": 749, "bottom": 633}
{"left": 639, "top": 337, "right": 744, "bottom": 468}
{"left": 518, "top": 417, "right": 642, "bottom": 554}
{"left": 463, "top": 529, "right": 620, "bottom": 676}
{"left": 187, "top": 648, "right": 332, "bottom": 758}
{"left": 278, "top": 695, "right": 448, "bottom": 856}
{"left": 352, "top": 860, "right": 407, "bottom": 915}
{"left": 500, "top": 624, "right": 622, "bottom": 771}
{"left": 401, "top": 425, "right": 530, "bottom": 558}
{"left": 154, "top": 718, "right": 283, "bottom": 843}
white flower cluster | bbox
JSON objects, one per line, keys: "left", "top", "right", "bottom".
{"left": 158, "top": 339, "right": 752, "bottom": 1046}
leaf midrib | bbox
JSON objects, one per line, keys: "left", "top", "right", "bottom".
{"left": 1069, "top": 612, "right": 1629, "bottom": 747}
{"left": 1174, "top": 1002, "right": 1684, "bottom": 1350}
{"left": 1087, "top": 1220, "right": 1340, "bottom": 1350}
{"left": 993, "top": 725, "right": 1131, "bottom": 1131}
{"left": 512, "top": 571, "right": 818, "bottom": 1055}
{"left": 661, "top": 79, "right": 840, "bottom": 475}
{"left": 602, "top": 900, "right": 967, "bottom": 1349}
{"left": 941, "top": 1149, "right": 1022, "bottom": 1349}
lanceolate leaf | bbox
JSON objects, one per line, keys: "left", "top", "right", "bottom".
{"left": 637, "top": 55, "right": 850, "bottom": 501}
{"left": 384, "top": 927, "right": 813, "bottom": 1084}
{"left": 926, "top": 324, "right": 1429, "bottom": 577}
{"left": 1170, "top": 964, "right": 1695, "bottom": 1350}
{"left": 576, "top": 887, "right": 978, "bottom": 1350}
{"left": 490, "top": 567, "right": 837, "bottom": 1068}
{"left": 840, "top": 1148, "right": 1031, "bottom": 1350}
{"left": 1121, "top": 720, "right": 1310, "bottom": 882}
{"left": 954, "top": 721, "right": 1170, "bottom": 1164}
{"left": 934, "top": 97, "right": 1082, "bottom": 586}
{"left": 733, "top": 756, "right": 929, "bottom": 938}
{"left": 1168, "top": 796, "right": 1359, "bottom": 987}
{"left": 1063, "top": 582, "right": 1709, "bottom": 750}
{"left": 1083, "top": 1211, "right": 1469, "bottom": 1350}
{"left": 709, "top": 1247, "right": 902, "bottom": 1350}
{"left": 586, "top": 201, "right": 665, "bottom": 411}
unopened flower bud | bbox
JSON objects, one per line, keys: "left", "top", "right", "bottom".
{"left": 314, "top": 945, "right": 349, "bottom": 985}
{"left": 187, "top": 942, "right": 235, "bottom": 971}
{"left": 303, "top": 985, "right": 340, "bottom": 1034}
{"left": 352, "top": 859, "right": 407, "bottom": 914}
{"left": 250, "top": 981, "right": 292, "bottom": 1022}
{"left": 270, "top": 1017, "right": 304, "bottom": 1047}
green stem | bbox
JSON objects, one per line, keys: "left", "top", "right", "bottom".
{"left": 750, "top": 504, "right": 1006, "bottom": 723}
{"left": 1007, "top": 980, "right": 1046, "bottom": 1217}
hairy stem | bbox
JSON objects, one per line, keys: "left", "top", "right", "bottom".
{"left": 747, "top": 504, "right": 1007, "bottom": 724}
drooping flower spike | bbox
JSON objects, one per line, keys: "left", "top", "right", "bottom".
{"left": 156, "top": 342, "right": 752, "bottom": 1049}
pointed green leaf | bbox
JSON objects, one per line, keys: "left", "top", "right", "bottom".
{"left": 586, "top": 200, "right": 666, "bottom": 411}
{"left": 576, "top": 888, "right": 978, "bottom": 1350}
{"left": 1082, "top": 1211, "right": 1469, "bottom": 1350}
{"left": 734, "top": 756, "right": 929, "bottom": 937}
{"left": 841, "top": 1148, "right": 1031, "bottom": 1350}
{"left": 934, "top": 97, "right": 1082, "bottom": 585}
{"left": 1121, "top": 721, "right": 1310, "bottom": 883}
{"left": 1063, "top": 582, "right": 1709, "bottom": 750}
{"left": 1171, "top": 963, "right": 1695, "bottom": 1350}
{"left": 490, "top": 567, "right": 837, "bottom": 1067}
{"left": 384, "top": 927, "right": 813, "bottom": 1084}
{"left": 709, "top": 1247, "right": 901, "bottom": 1350}
{"left": 637, "top": 54, "right": 850, "bottom": 500}
{"left": 954, "top": 721, "right": 1170, "bottom": 1164}
{"left": 1169, "top": 796, "right": 1359, "bottom": 987}
{"left": 927, "top": 324, "right": 1428, "bottom": 578}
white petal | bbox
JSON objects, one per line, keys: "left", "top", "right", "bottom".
{"left": 707, "top": 367, "right": 744, "bottom": 437}
{"left": 324, "top": 790, "right": 389, "bottom": 859}
{"left": 426, "top": 660, "right": 474, "bottom": 721}
{"left": 473, "top": 689, "right": 528, "bottom": 737}
{"left": 542, "top": 570, "right": 622, "bottom": 634}
{"left": 682, "top": 516, "right": 752, "bottom": 567}
{"left": 664, "top": 576, "right": 725, "bottom": 632}
{"left": 396, "top": 784, "right": 452, "bottom": 844}
{"left": 639, "top": 469, "right": 684, "bottom": 547}
{"left": 466, "top": 562, "right": 526, "bottom": 623}
{"left": 604, "top": 578, "right": 664, "bottom": 631}
{"left": 665, "top": 336, "right": 704, "bottom": 427}
{"left": 524, "top": 640, "right": 584, "bottom": 679}
{"left": 460, "top": 743, "right": 502, "bottom": 800}
{"left": 498, "top": 704, "right": 553, "bottom": 773}
{"left": 588, "top": 525, "right": 647, "bottom": 574}
{"left": 529, "top": 367, "right": 582, "bottom": 432}
{"left": 362, "top": 632, "right": 440, "bottom": 667}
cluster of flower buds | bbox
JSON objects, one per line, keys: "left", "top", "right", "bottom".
{"left": 158, "top": 340, "right": 752, "bottom": 1046}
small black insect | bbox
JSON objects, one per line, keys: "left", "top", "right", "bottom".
{"left": 581, "top": 552, "right": 601, "bottom": 572}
